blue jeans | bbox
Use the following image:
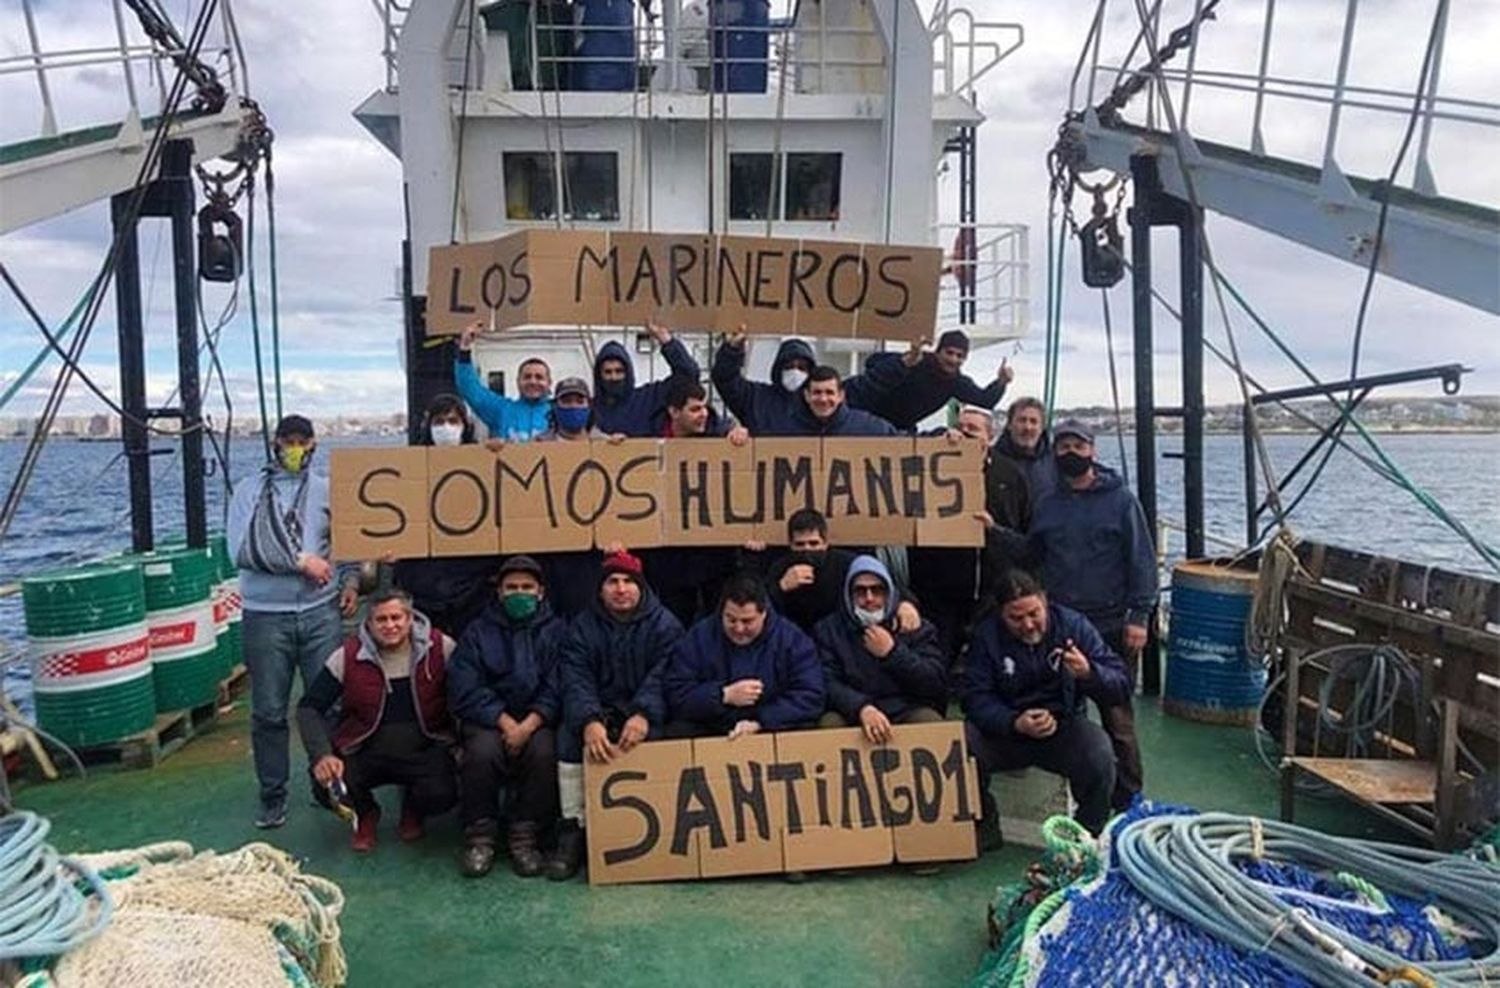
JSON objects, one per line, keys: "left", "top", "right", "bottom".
{"left": 243, "top": 604, "right": 344, "bottom": 806}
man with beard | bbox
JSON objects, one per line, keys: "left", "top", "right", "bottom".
{"left": 590, "top": 320, "right": 702, "bottom": 437}
{"left": 963, "top": 569, "right": 1128, "bottom": 837}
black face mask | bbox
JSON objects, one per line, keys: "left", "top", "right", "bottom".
{"left": 599, "top": 379, "right": 629, "bottom": 400}
{"left": 1057, "top": 451, "right": 1093, "bottom": 478}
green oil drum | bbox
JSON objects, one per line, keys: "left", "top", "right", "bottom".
{"left": 134, "top": 547, "right": 220, "bottom": 711}
{"left": 23, "top": 561, "right": 156, "bottom": 747}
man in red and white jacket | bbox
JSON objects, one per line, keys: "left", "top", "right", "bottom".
{"left": 297, "top": 587, "right": 457, "bottom": 852}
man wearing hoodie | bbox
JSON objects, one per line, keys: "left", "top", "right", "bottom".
{"left": 663, "top": 572, "right": 825, "bottom": 738}
{"left": 299, "top": 589, "right": 457, "bottom": 853}
{"left": 992, "top": 397, "right": 1057, "bottom": 503}
{"left": 227, "top": 414, "right": 360, "bottom": 830}
{"left": 963, "top": 569, "right": 1130, "bottom": 837}
{"left": 549, "top": 551, "right": 685, "bottom": 881}
{"left": 392, "top": 393, "right": 499, "bottom": 638}
{"left": 767, "top": 509, "right": 921, "bottom": 635}
{"left": 844, "top": 331, "right": 1015, "bottom": 431}
{"left": 453, "top": 320, "right": 553, "bottom": 442}
{"left": 781, "top": 365, "right": 901, "bottom": 438}
{"left": 447, "top": 556, "right": 566, "bottom": 878}
{"left": 1021, "top": 419, "right": 1156, "bottom": 810}
{"left": 813, "top": 556, "right": 948, "bottom": 742}
{"left": 710, "top": 331, "right": 818, "bottom": 435}
{"left": 591, "top": 321, "right": 702, "bottom": 437}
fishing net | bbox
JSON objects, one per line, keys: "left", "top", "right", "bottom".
{"left": 14, "top": 841, "right": 345, "bottom": 988}
{"left": 970, "top": 800, "right": 1478, "bottom": 988}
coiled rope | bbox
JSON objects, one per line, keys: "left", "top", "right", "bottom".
{"left": 1114, "top": 812, "right": 1500, "bottom": 986}
{"left": 0, "top": 811, "right": 112, "bottom": 961}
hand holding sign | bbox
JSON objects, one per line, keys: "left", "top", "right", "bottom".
{"left": 646, "top": 320, "right": 672, "bottom": 346}
{"left": 998, "top": 358, "right": 1014, "bottom": 384}
{"left": 459, "top": 319, "right": 483, "bottom": 352}
{"left": 722, "top": 679, "right": 764, "bottom": 707}
{"left": 584, "top": 721, "right": 617, "bottom": 763}
{"left": 903, "top": 337, "right": 929, "bottom": 368}
{"left": 728, "top": 719, "right": 761, "bottom": 740}
{"left": 618, "top": 714, "right": 650, "bottom": 752}
{"left": 858, "top": 705, "right": 893, "bottom": 744}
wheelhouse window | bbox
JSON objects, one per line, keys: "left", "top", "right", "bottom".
{"left": 729, "top": 152, "right": 777, "bottom": 221}
{"left": 784, "top": 152, "right": 841, "bottom": 221}
{"left": 503, "top": 151, "right": 620, "bottom": 222}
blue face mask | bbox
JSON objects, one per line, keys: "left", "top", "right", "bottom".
{"left": 555, "top": 405, "right": 591, "bottom": 433}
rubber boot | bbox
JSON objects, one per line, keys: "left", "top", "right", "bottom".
{"left": 398, "top": 793, "right": 425, "bottom": 843}
{"left": 509, "top": 822, "right": 545, "bottom": 878}
{"left": 545, "top": 820, "right": 585, "bottom": 881}
{"left": 352, "top": 807, "right": 380, "bottom": 853}
{"left": 976, "top": 787, "right": 1003, "bottom": 854}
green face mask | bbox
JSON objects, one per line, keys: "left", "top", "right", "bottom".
{"left": 501, "top": 592, "right": 539, "bottom": 621}
{"left": 278, "top": 444, "right": 312, "bottom": 473}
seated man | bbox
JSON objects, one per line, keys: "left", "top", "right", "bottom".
{"left": 962, "top": 569, "right": 1130, "bottom": 838}
{"left": 550, "top": 551, "right": 685, "bottom": 881}
{"left": 769, "top": 508, "right": 919, "bottom": 635}
{"left": 447, "top": 555, "right": 566, "bottom": 878}
{"left": 813, "top": 556, "right": 948, "bottom": 742}
{"left": 664, "top": 573, "right": 825, "bottom": 738}
{"left": 299, "top": 588, "right": 457, "bottom": 852}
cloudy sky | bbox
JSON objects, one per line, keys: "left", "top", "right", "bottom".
{"left": 0, "top": 0, "right": 1495, "bottom": 423}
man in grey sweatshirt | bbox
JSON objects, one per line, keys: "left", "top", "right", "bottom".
{"left": 227, "top": 414, "right": 359, "bottom": 828}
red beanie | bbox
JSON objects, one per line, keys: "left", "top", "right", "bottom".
{"left": 601, "top": 550, "right": 644, "bottom": 584}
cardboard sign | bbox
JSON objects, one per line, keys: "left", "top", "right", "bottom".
{"left": 329, "top": 439, "right": 984, "bottom": 560}
{"left": 426, "top": 230, "right": 943, "bottom": 341}
{"left": 583, "top": 722, "right": 980, "bottom": 885}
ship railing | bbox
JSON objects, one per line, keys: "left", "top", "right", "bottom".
{"left": 927, "top": 0, "right": 1023, "bottom": 101}
{"left": 1071, "top": 0, "right": 1500, "bottom": 201}
{"left": 1, "top": 0, "right": 250, "bottom": 144}
{"left": 931, "top": 222, "right": 1030, "bottom": 341}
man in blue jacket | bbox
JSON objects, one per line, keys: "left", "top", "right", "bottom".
{"left": 845, "top": 330, "right": 1015, "bottom": 431}
{"left": 710, "top": 332, "right": 817, "bottom": 435}
{"left": 549, "top": 551, "right": 685, "bottom": 881}
{"left": 962, "top": 569, "right": 1129, "bottom": 837}
{"left": 453, "top": 320, "right": 553, "bottom": 442}
{"left": 664, "top": 572, "right": 825, "bottom": 738}
{"left": 592, "top": 320, "right": 702, "bottom": 436}
{"left": 779, "top": 365, "right": 900, "bottom": 437}
{"left": 447, "top": 555, "right": 566, "bottom": 878}
{"left": 1021, "top": 419, "right": 1156, "bottom": 810}
{"left": 813, "top": 556, "right": 948, "bottom": 743}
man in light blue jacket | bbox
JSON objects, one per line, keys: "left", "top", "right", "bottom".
{"left": 227, "top": 414, "right": 358, "bottom": 828}
{"left": 453, "top": 319, "right": 553, "bottom": 442}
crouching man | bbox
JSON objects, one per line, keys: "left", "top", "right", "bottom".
{"left": 299, "top": 588, "right": 457, "bottom": 853}
{"left": 664, "top": 573, "right": 825, "bottom": 739}
{"left": 551, "top": 551, "right": 685, "bottom": 881}
{"left": 813, "top": 555, "right": 948, "bottom": 742}
{"left": 962, "top": 570, "right": 1129, "bottom": 839}
{"left": 448, "top": 556, "right": 566, "bottom": 878}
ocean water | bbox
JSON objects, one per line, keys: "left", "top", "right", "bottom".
{"left": 2, "top": 431, "right": 1496, "bottom": 714}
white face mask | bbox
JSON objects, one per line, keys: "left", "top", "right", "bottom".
{"left": 780, "top": 368, "right": 809, "bottom": 393}
{"left": 430, "top": 422, "right": 464, "bottom": 446}
{"left": 854, "top": 607, "right": 885, "bottom": 628}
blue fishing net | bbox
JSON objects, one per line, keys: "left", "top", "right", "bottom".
{"left": 972, "top": 800, "right": 1472, "bottom": 988}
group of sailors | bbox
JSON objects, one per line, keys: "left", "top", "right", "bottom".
{"left": 225, "top": 322, "right": 1158, "bottom": 879}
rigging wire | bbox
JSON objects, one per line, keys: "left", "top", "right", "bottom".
{"left": 244, "top": 171, "right": 272, "bottom": 460}
{"left": 449, "top": 0, "right": 477, "bottom": 244}
{"left": 1099, "top": 287, "right": 1129, "bottom": 483}
{"left": 265, "top": 146, "right": 284, "bottom": 421}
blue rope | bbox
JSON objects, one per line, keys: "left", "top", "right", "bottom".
{"left": 0, "top": 811, "right": 113, "bottom": 961}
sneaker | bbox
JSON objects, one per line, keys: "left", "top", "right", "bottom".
{"left": 352, "top": 807, "right": 381, "bottom": 853}
{"left": 254, "top": 798, "right": 288, "bottom": 830}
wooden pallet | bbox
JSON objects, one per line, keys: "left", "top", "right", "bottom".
{"left": 77, "top": 696, "right": 222, "bottom": 770}
{"left": 218, "top": 662, "right": 248, "bottom": 706}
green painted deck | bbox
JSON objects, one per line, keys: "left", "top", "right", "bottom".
{"left": 15, "top": 699, "right": 1397, "bottom": 987}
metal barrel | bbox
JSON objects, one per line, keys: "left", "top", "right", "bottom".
{"left": 23, "top": 561, "right": 156, "bottom": 747}
{"left": 1163, "top": 561, "right": 1266, "bottom": 726}
{"left": 133, "top": 547, "right": 220, "bottom": 711}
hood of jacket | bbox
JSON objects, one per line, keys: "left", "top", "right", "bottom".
{"left": 770, "top": 338, "right": 817, "bottom": 382}
{"left": 593, "top": 340, "right": 637, "bottom": 407}
{"left": 355, "top": 607, "right": 436, "bottom": 663}
{"left": 839, "top": 555, "right": 900, "bottom": 628}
